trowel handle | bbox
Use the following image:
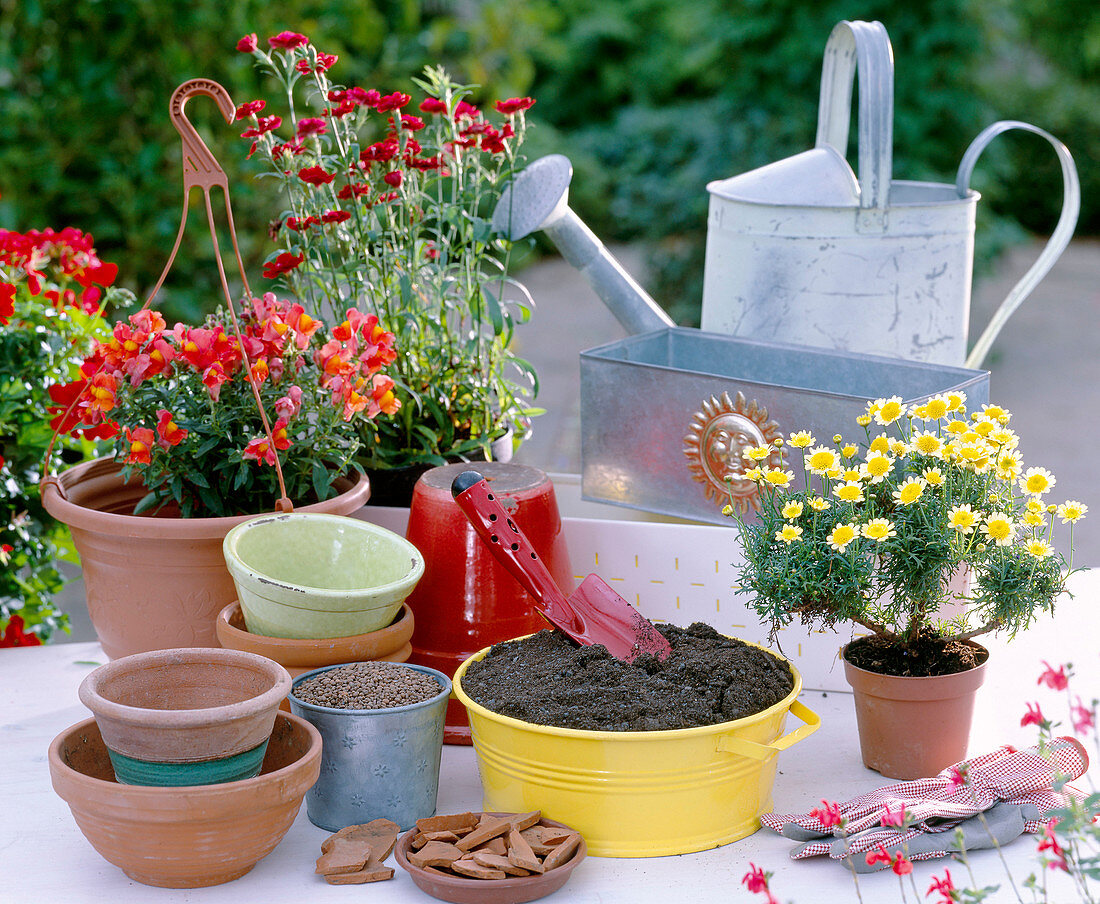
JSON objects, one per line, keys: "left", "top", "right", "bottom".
{"left": 451, "top": 471, "right": 580, "bottom": 633}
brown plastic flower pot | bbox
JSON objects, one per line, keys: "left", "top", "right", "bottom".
{"left": 843, "top": 642, "right": 989, "bottom": 779}
{"left": 49, "top": 712, "right": 321, "bottom": 888}
{"left": 40, "top": 457, "right": 371, "bottom": 659}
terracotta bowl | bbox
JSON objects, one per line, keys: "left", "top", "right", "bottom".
{"left": 78, "top": 647, "right": 292, "bottom": 786}
{"left": 215, "top": 601, "right": 415, "bottom": 679}
{"left": 394, "top": 813, "right": 587, "bottom": 904}
{"left": 49, "top": 712, "right": 321, "bottom": 888}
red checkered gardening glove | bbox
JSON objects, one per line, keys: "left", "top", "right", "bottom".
{"left": 760, "top": 737, "right": 1088, "bottom": 872}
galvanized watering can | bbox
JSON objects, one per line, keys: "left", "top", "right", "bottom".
{"left": 700, "top": 19, "right": 1080, "bottom": 368}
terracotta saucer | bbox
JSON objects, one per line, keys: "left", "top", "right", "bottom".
{"left": 215, "top": 601, "right": 414, "bottom": 675}
{"left": 394, "top": 812, "right": 586, "bottom": 904}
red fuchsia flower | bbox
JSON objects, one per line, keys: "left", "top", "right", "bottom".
{"left": 880, "top": 801, "right": 906, "bottom": 827}
{"left": 419, "top": 97, "right": 448, "bottom": 114}
{"left": 809, "top": 800, "right": 844, "bottom": 828}
{"left": 296, "top": 117, "right": 327, "bottom": 138}
{"left": 1038, "top": 661, "right": 1070, "bottom": 691}
{"left": 275, "top": 385, "right": 303, "bottom": 421}
{"left": 321, "top": 210, "right": 351, "bottom": 224}
{"left": 0, "top": 282, "right": 15, "bottom": 325}
{"left": 1071, "top": 697, "right": 1095, "bottom": 734}
{"left": 298, "top": 165, "right": 336, "bottom": 186}
{"left": 494, "top": 96, "right": 535, "bottom": 115}
{"left": 481, "top": 129, "right": 508, "bottom": 154}
{"left": 927, "top": 869, "right": 956, "bottom": 904}
{"left": 235, "top": 100, "right": 266, "bottom": 121}
{"left": 155, "top": 409, "right": 187, "bottom": 448}
{"left": 268, "top": 31, "right": 308, "bottom": 50}
{"left": 376, "top": 91, "right": 411, "bottom": 112}
{"left": 1021, "top": 701, "right": 1047, "bottom": 728}
{"left": 124, "top": 426, "right": 155, "bottom": 464}
{"left": 236, "top": 33, "right": 258, "bottom": 53}
{"left": 383, "top": 171, "right": 403, "bottom": 188}
{"left": 326, "top": 99, "right": 358, "bottom": 119}
{"left": 1038, "top": 819, "right": 1069, "bottom": 872}
{"left": 262, "top": 252, "right": 305, "bottom": 279}
{"left": 0, "top": 615, "right": 42, "bottom": 648}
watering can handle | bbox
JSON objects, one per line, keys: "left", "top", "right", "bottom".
{"left": 957, "top": 121, "right": 1080, "bottom": 369}
{"left": 815, "top": 20, "right": 893, "bottom": 232}
{"left": 715, "top": 698, "right": 821, "bottom": 761}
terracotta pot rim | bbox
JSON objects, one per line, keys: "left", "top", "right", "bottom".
{"left": 78, "top": 648, "right": 292, "bottom": 730}
{"left": 216, "top": 601, "right": 413, "bottom": 648}
{"left": 841, "top": 638, "right": 990, "bottom": 679}
{"left": 49, "top": 712, "right": 321, "bottom": 803}
{"left": 41, "top": 456, "right": 371, "bottom": 539}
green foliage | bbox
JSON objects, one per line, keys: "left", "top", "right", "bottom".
{"left": 0, "top": 0, "right": 551, "bottom": 326}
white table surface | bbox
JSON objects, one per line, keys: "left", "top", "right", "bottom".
{"left": 4, "top": 574, "right": 1097, "bottom": 904}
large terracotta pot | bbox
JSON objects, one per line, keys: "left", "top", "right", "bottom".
{"left": 41, "top": 457, "right": 371, "bottom": 659}
{"left": 843, "top": 641, "right": 989, "bottom": 780}
{"left": 403, "top": 462, "right": 572, "bottom": 745}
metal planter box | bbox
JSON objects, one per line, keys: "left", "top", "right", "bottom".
{"left": 580, "top": 327, "right": 989, "bottom": 525}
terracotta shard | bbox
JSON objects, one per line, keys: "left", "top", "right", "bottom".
{"left": 421, "top": 830, "right": 460, "bottom": 843}
{"left": 541, "top": 833, "right": 582, "bottom": 872}
{"left": 315, "top": 837, "right": 371, "bottom": 876}
{"left": 506, "top": 829, "right": 544, "bottom": 873}
{"left": 537, "top": 825, "right": 576, "bottom": 845}
{"left": 472, "top": 851, "right": 530, "bottom": 876}
{"left": 415, "top": 811, "right": 479, "bottom": 834}
{"left": 410, "top": 833, "right": 429, "bottom": 850}
{"left": 480, "top": 836, "right": 507, "bottom": 856}
{"left": 507, "top": 810, "right": 542, "bottom": 832}
{"left": 519, "top": 827, "right": 557, "bottom": 856}
{"left": 450, "top": 859, "right": 507, "bottom": 880}
{"left": 408, "top": 840, "right": 465, "bottom": 869}
{"left": 322, "top": 818, "right": 401, "bottom": 862}
{"left": 323, "top": 863, "right": 395, "bottom": 884}
{"left": 455, "top": 815, "right": 512, "bottom": 852}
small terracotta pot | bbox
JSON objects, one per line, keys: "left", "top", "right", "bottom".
{"left": 40, "top": 457, "right": 371, "bottom": 659}
{"left": 78, "top": 647, "right": 292, "bottom": 785}
{"left": 404, "top": 462, "right": 572, "bottom": 745}
{"left": 843, "top": 642, "right": 989, "bottom": 780}
{"left": 49, "top": 712, "right": 321, "bottom": 888}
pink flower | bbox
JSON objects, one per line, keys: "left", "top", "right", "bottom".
{"left": 268, "top": 31, "right": 308, "bottom": 50}
{"left": 865, "top": 844, "right": 893, "bottom": 867}
{"left": 1071, "top": 697, "right": 1095, "bottom": 734}
{"left": 494, "top": 96, "right": 535, "bottom": 115}
{"left": 242, "top": 435, "right": 277, "bottom": 466}
{"left": 927, "top": 869, "right": 956, "bottom": 904}
{"left": 275, "top": 385, "right": 303, "bottom": 421}
{"left": 1038, "top": 819, "right": 1069, "bottom": 872}
{"left": 296, "top": 117, "right": 327, "bottom": 138}
{"left": 892, "top": 852, "right": 913, "bottom": 876}
{"left": 946, "top": 763, "right": 969, "bottom": 791}
{"left": 236, "top": 33, "right": 258, "bottom": 53}
{"left": 880, "top": 801, "right": 906, "bottom": 828}
{"left": 809, "top": 800, "right": 844, "bottom": 828}
{"left": 1038, "top": 661, "right": 1069, "bottom": 691}
{"left": 1021, "top": 701, "right": 1047, "bottom": 728}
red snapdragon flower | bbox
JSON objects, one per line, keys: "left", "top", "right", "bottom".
{"left": 236, "top": 33, "right": 258, "bottom": 53}
{"left": 262, "top": 252, "right": 305, "bottom": 279}
{"left": 268, "top": 31, "right": 308, "bottom": 50}
{"left": 124, "top": 426, "right": 155, "bottom": 464}
{"left": 156, "top": 409, "right": 187, "bottom": 448}
{"left": 0, "top": 282, "right": 14, "bottom": 325}
{"left": 298, "top": 166, "right": 336, "bottom": 186}
{"left": 235, "top": 100, "right": 266, "bottom": 121}
{"left": 275, "top": 385, "right": 303, "bottom": 421}
{"left": 0, "top": 615, "right": 42, "bottom": 648}
{"left": 494, "top": 96, "right": 535, "bottom": 115}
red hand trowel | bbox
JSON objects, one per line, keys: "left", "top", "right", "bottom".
{"left": 451, "top": 470, "right": 671, "bottom": 662}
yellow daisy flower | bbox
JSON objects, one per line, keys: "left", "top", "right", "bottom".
{"left": 743, "top": 444, "right": 772, "bottom": 462}
{"left": 762, "top": 468, "right": 794, "bottom": 488}
{"left": 995, "top": 451, "right": 1023, "bottom": 481}
{"left": 773, "top": 437, "right": 785, "bottom": 447}
{"left": 911, "top": 431, "right": 944, "bottom": 458}
{"left": 782, "top": 501, "right": 804, "bottom": 520}
{"left": 833, "top": 434, "right": 843, "bottom": 444}
{"left": 988, "top": 493, "right": 1000, "bottom": 504}
{"left": 1057, "top": 500, "right": 1088, "bottom": 523}
{"left": 1023, "top": 511, "right": 1044, "bottom": 527}
{"left": 841, "top": 444, "right": 857, "bottom": 458}
{"left": 912, "top": 403, "right": 929, "bottom": 420}
{"left": 923, "top": 467, "right": 945, "bottom": 486}
{"left": 890, "top": 440, "right": 909, "bottom": 457}
{"left": 865, "top": 400, "right": 881, "bottom": 419}
{"left": 989, "top": 427, "right": 1018, "bottom": 449}
{"left": 971, "top": 419, "right": 995, "bottom": 438}
{"left": 981, "top": 404, "right": 1010, "bottom": 424}
{"left": 948, "top": 504, "right": 977, "bottom": 533}
{"left": 856, "top": 414, "right": 872, "bottom": 427}
{"left": 945, "top": 419, "right": 969, "bottom": 437}
{"left": 744, "top": 467, "right": 764, "bottom": 482}
{"left": 1026, "top": 498, "right": 1044, "bottom": 514}
{"left": 775, "top": 524, "right": 803, "bottom": 544}
{"left": 808, "top": 496, "right": 831, "bottom": 512}
{"left": 806, "top": 446, "right": 839, "bottom": 475}
{"left": 982, "top": 513, "right": 1016, "bottom": 546}
{"left": 868, "top": 437, "right": 891, "bottom": 456}
{"left": 1026, "top": 539, "right": 1053, "bottom": 559}
{"left": 841, "top": 468, "right": 863, "bottom": 483}
{"left": 873, "top": 396, "right": 907, "bottom": 426}
{"left": 721, "top": 504, "right": 733, "bottom": 516}
{"left": 788, "top": 430, "right": 815, "bottom": 448}
{"left": 1047, "top": 504, "right": 1058, "bottom": 514}
{"left": 827, "top": 522, "right": 858, "bottom": 553}
{"left": 1020, "top": 467, "right": 1056, "bottom": 496}
{"left": 833, "top": 482, "right": 865, "bottom": 504}
{"left": 861, "top": 518, "right": 897, "bottom": 541}
{"left": 861, "top": 451, "right": 894, "bottom": 484}
{"left": 924, "top": 396, "right": 949, "bottom": 420}
{"left": 946, "top": 392, "right": 966, "bottom": 412}
{"left": 892, "top": 477, "right": 926, "bottom": 506}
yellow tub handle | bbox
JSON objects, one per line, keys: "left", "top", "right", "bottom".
{"left": 715, "top": 699, "right": 821, "bottom": 761}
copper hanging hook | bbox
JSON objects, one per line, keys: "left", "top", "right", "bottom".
{"left": 169, "top": 78, "right": 237, "bottom": 193}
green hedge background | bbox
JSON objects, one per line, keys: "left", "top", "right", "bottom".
{"left": 1, "top": 0, "right": 1095, "bottom": 324}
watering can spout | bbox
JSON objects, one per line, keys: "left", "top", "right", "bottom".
{"left": 493, "top": 154, "right": 674, "bottom": 335}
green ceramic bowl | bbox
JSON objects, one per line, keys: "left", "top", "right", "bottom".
{"left": 223, "top": 513, "right": 425, "bottom": 639}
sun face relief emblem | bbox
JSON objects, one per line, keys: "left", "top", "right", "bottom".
{"left": 683, "top": 391, "right": 784, "bottom": 513}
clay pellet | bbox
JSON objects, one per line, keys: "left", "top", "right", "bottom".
{"left": 295, "top": 662, "right": 441, "bottom": 710}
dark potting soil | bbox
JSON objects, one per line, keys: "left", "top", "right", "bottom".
{"left": 460, "top": 623, "right": 794, "bottom": 731}
{"left": 845, "top": 631, "right": 988, "bottom": 677}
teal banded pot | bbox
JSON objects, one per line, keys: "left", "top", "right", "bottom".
{"left": 78, "top": 648, "right": 291, "bottom": 786}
